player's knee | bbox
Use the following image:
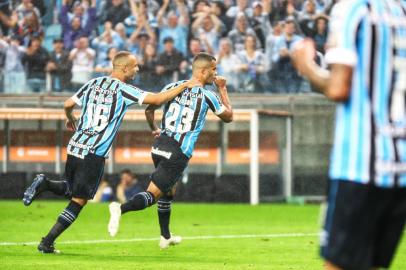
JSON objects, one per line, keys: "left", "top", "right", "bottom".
{"left": 161, "top": 193, "right": 174, "bottom": 201}
{"left": 72, "top": 197, "right": 87, "bottom": 206}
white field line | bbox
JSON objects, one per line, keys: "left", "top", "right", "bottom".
{"left": 0, "top": 233, "right": 319, "bottom": 246}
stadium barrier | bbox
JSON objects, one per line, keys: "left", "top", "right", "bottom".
{"left": 0, "top": 108, "right": 293, "bottom": 204}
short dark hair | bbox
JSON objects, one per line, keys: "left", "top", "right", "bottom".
{"left": 163, "top": 36, "right": 174, "bottom": 44}
{"left": 192, "top": 52, "right": 216, "bottom": 72}
{"left": 113, "top": 51, "right": 131, "bottom": 61}
{"left": 192, "top": 52, "right": 216, "bottom": 65}
{"left": 112, "top": 51, "right": 133, "bottom": 68}
{"left": 120, "top": 169, "right": 133, "bottom": 178}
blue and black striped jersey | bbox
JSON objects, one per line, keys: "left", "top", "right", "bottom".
{"left": 326, "top": 0, "right": 406, "bottom": 187}
{"left": 159, "top": 80, "right": 225, "bottom": 158}
{"left": 68, "top": 76, "right": 147, "bottom": 159}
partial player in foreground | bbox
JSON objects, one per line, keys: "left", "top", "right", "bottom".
{"left": 22, "top": 51, "right": 199, "bottom": 254}
{"left": 107, "top": 52, "right": 233, "bottom": 249}
{"left": 292, "top": 1, "right": 406, "bottom": 270}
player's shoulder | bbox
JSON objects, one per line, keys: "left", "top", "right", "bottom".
{"left": 162, "top": 80, "right": 188, "bottom": 92}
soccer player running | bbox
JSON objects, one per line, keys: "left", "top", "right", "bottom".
{"left": 107, "top": 52, "right": 233, "bottom": 249}
{"left": 22, "top": 51, "right": 200, "bottom": 253}
{"left": 291, "top": 1, "right": 406, "bottom": 270}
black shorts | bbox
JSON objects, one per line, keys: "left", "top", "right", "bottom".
{"left": 150, "top": 135, "right": 189, "bottom": 193}
{"left": 321, "top": 180, "right": 406, "bottom": 270}
{"left": 65, "top": 154, "right": 105, "bottom": 200}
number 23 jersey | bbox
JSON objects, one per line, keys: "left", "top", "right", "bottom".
{"left": 160, "top": 81, "right": 226, "bottom": 158}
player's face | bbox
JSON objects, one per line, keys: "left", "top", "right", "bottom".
{"left": 204, "top": 60, "right": 217, "bottom": 84}
{"left": 125, "top": 56, "right": 139, "bottom": 81}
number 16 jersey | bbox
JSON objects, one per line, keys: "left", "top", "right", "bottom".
{"left": 160, "top": 81, "right": 225, "bottom": 158}
{"left": 67, "top": 76, "right": 147, "bottom": 159}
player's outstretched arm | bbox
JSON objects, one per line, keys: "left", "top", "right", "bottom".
{"left": 142, "top": 79, "right": 202, "bottom": 106}
{"left": 291, "top": 39, "right": 352, "bottom": 102}
{"left": 64, "top": 97, "right": 77, "bottom": 131}
{"left": 214, "top": 76, "right": 233, "bottom": 123}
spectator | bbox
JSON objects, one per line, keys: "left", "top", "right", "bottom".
{"left": 128, "top": 32, "right": 151, "bottom": 61}
{"left": 101, "top": 0, "right": 130, "bottom": 27}
{"left": 22, "top": 37, "right": 49, "bottom": 92}
{"left": 69, "top": 36, "right": 95, "bottom": 89}
{"left": 12, "top": 12, "right": 44, "bottom": 47}
{"left": 91, "top": 179, "right": 114, "bottom": 202}
{"left": 91, "top": 23, "right": 120, "bottom": 66}
{"left": 227, "top": 12, "right": 259, "bottom": 52}
{"left": 210, "top": 0, "right": 233, "bottom": 34}
{"left": 59, "top": 0, "right": 97, "bottom": 50}
{"left": 269, "top": 0, "right": 299, "bottom": 24}
{"left": 16, "top": 0, "right": 41, "bottom": 22}
{"left": 265, "top": 20, "right": 284, "bottom": 90}
{"left": 93, "top": 46, "right": 117, "bottom": 76}
{"left": 156, "top": 36, "right": 184, "bottom": 87}
{"left": 190, "top": 0, "right": 210, "bottom": 23}
{"left": 249, "top": 1, "right": 272, "bottom": 49}
{"left": 138, "top": 42, "right": 159, "bottom": 92}
{"left": 116, "top": 169, "right": 143, "bottom": 204}
{"left": 0, "top": 0, "right": 11, "bottom": 35}
{"left": 0, "top": 36, "right": 26, "bottom": 94}
{"left": 272, "top": 18, "right": 303, "bottom": 93}
{"left": 226, "top": 0, "right": 252, "bottom": 19}
{"left": 157, "top": 0, "right": 189, "bottom": 56}
{"left": 124, "top": 0, "right": 158, "bottom": 37}
{"left": 235, "top": 34, "right": 267, "bottom": 93}
{"left": 312, "top": 14, "right": 328, "bottom": 54}
{"left": 191, "top": 9, "right": 223, "bottom": 55}
{"left": 216, "top": 38, "right": 238, "bottom": 91}
{"left": 127, "top": 11, "right": 156, "bottom": 57}
{"left": 46, "top": 38, "right": 72, "bottom": 92}
{"left": 298, "top": 0, "right": 318, "bottom": 37}
{"left": 113, "top": 22, "right": 128, "bottom": 51}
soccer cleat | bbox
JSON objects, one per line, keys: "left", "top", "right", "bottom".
{"left": 23, "top": 174, "right": 47, "bottom": 206}
{"left": 159, "top": 235, "right": 182, "bottom": 249}
{"left": 108, "top": 202, "right": 122, "bottom": 237}
{"left": 38, "top": 238, "right": 60, "bottom": 254}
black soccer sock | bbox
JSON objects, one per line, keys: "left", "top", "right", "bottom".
{"left": 43, "top": 201, "right": 83, "bottom": 244}
{"left": 120, "top": 191, "right": 155, "bottom": 214}
{"left": 157, "top": 195, "right": 173, "bottom": 240}
{"left": 46, "top": 179, "right": 71, "bottom": 197}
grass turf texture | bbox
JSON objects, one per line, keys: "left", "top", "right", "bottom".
{"left": 0, "top": 201, "right": 405, "bottom": 270}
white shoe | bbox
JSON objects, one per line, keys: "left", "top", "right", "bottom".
{"left": 108, "top": 202, "right": 121, "bottom": 237}
{"left": 159, "top": 235, "right": 182, "bottom": 249}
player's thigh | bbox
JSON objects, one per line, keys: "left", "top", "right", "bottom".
{"left": 373, "top": 188, "right": 406, "bottom": 268}
{"left": 71, "top": 154, "right": 105, "bottom": 200}
{"left": 321, "top": 180, "right": 382, "bottom": 270}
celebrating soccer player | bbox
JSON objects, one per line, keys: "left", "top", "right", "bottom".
{"left": 291, "top": 1, "right": 406, "bottom": 269}
{"left": 107, "top": 52, "right": 233, "bottom": 249}
{"left": 22, "top": 51, "right": 200, "bottom": 253}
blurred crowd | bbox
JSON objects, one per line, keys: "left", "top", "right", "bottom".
{"left": 0, "top": 0, "right": 336, "bottom": 94}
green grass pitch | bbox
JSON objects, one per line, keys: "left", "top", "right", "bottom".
{"left": 0, "top": 201, "right": 405, "bottom": 270}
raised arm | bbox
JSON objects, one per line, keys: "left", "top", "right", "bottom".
{"left": 291, "top": 39, "right": 352, "bottom": 102}
{"left": 214, "top": 76, "right": 233, "bottom": 123}
{"left": 157, "top": 0, "right": 170, "bottom": 26}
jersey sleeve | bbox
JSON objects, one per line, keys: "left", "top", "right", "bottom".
{"left": 204, "top": 89, "right": 226, "bottom": 115}
{"left": 325, "top": 1, "right": 368, "bottom": 66}
{"left": 121, "top": 84, "right": 149, "bottom": 106}
{"left": 71, "top": 79, "right": 95, "bottom": 106}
